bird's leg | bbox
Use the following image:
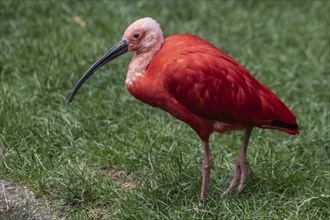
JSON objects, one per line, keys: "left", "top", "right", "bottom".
{"left": 200, "top": 140, "right": 212, "bottom": 203}
{"left": 223, "top": 127, "right": 252, "bottom": 196}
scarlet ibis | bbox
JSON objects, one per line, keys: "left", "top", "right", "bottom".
{"left": 69, "top": 17, "right": 299, "bottom": 202}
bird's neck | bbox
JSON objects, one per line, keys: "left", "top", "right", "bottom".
{"left": 125, "top": 42, "right": 162, "bottom": 85}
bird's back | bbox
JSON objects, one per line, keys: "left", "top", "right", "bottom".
{"left": 147, "top": 34, "right": 299, "bottom": 135}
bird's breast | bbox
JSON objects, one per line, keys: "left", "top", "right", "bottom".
{"left": 126, "top": 75, "right": 165, "bottom": 109}
{"left": 125, "top": 66, "right": 143, "bottom": 85}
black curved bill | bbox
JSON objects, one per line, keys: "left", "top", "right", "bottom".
{"left": 69, "top": 39, "right": 128, "bottom": 102}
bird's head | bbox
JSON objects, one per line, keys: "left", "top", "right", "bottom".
{"left": 69, "top": 17, "right": 163, "bottom": 102}
{"left": 123, "top": 17, "right": 163, "bottom": 53}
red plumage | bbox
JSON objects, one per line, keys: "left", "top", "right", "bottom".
{"left": 127, "top": 34, "right": 298, "bottom": 137}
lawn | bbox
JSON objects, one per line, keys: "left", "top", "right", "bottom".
{"left": 0, "top": 1, "right": 329, "bottom": 219}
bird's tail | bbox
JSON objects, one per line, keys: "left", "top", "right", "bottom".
{"left": 269, "top": 120, "right": 299, "bottom": 135}
{"left": 258, "top": 88, "right": 299, "bottom": 135}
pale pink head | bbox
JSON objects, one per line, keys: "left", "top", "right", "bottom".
{"left": 123, "top": 17, "right": 163, "bottom": 53}
{"left": 69, "top": 17, "right": 163, "bottom": 102}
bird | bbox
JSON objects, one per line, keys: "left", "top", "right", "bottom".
{"left": 69, "top": 17, "right": 299, "bottom": 202}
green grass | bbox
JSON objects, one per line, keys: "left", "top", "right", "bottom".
{"left": 1, "top": 0, "right": 329, "bottom": 219}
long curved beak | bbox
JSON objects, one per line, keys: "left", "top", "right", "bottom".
{"left": 69, "top": 39, "right": 128, "bottom": 102}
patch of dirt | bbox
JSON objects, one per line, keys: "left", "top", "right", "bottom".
{"left": 0, "top": 168, "right": 142, "bottom": 219}
{"left": 99, "top": 167, "right": 144, "bottom": 190}
{"left": 0, "top": 179, "right": 56, "bottom": 220}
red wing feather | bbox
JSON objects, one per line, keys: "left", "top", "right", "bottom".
{"left": 158, "top": 34, "right": 298, "bottom": 132}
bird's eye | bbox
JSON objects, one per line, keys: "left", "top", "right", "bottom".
{"left": 133, "top": 33, "right": 140, "bottom": 39}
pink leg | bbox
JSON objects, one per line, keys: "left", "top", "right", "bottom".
{"left": 200, "top": 140, "right": 212, "bottom": 203}
{"left": 223, "top": 127, "right": 253, "bottom": 196}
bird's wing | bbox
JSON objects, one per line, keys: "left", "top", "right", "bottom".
{"left": 161, "top": 42, "right": 295, "bottom": 128}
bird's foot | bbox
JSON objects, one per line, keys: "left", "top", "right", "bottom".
{"left": 222, "top": 153, "right": 251, "bottom": 196}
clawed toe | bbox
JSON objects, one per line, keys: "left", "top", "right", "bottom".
{"left": 222, "top": 160, "right": 252, "bottom": 196}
